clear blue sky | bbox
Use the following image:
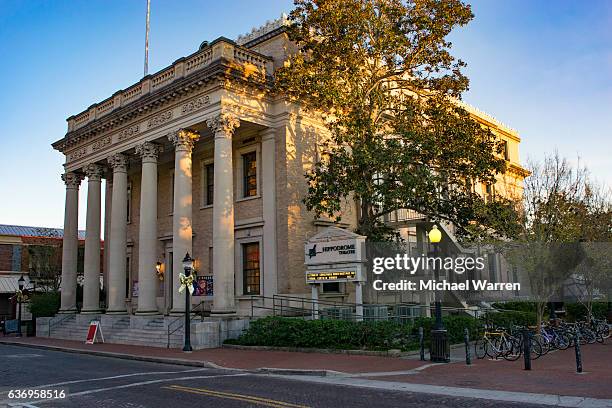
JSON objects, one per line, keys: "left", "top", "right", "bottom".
{"left": 0, "top": 0, "right": 610, "bottom": 230}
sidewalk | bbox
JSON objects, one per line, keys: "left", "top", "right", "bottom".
{"left": 1, "top": 336, "right": 611, "bottom": 400}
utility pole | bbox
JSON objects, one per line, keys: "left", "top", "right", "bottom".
{"left": 144, "top": 0, "right": 151, "bottom": 76}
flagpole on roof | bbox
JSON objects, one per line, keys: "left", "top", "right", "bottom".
{"left": 144, "top": 0, "right": 151, "bottom": 76}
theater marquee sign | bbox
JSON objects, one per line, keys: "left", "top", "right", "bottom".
{"left": 304, "top": 227, "right": 367, "bottom": 284}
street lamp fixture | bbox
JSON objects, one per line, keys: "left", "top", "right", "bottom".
{"left": 428, "top": 225, "right": 449, "bottom": 363}
{"left": 17, "top": 275, "right": 25, "bottom": 338}
{"left": 182, "top": 252, "right": 194, "bottom": 352}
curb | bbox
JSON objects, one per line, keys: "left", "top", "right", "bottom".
{"left": 222, "top": 341, "right": 474, "bottom": 358}
{"left": 0, "top": 339, "right": 233, "bottom": 371}
{"left": 222, "top": 343, "right": 405, "bottom": 357}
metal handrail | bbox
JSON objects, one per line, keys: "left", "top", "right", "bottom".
{"left": 166, "top": 301, "right": 207, "bottom": 348}
{"left": 249, "top": 294, "right": 529, "bottom": 324}
{"left": 166, "top": 316, "right": 183, "bottom": 348}
{"left": 48, "top": 313, "right": 75, "bottom": 337}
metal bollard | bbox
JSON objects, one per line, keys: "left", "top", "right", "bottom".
{"left": 574, "top": 329, "right": 583, "bottom": 373}
{"left": 523, "top": 329, "right": 532, "bottom": 370}
{"left": 464, "top": 327, "right": 471, "bottom": 365}
{"left": 419, "top": 326, "right": 425, "bottom": 361}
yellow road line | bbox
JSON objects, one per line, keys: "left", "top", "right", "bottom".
{"left": 163, "top": 384, "right": 311, "bottom": 408}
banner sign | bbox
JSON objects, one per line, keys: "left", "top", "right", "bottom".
{"left": 194, "top": 276, "right": 213, "bottom": 296}
{"left": 85, "top": 321, "right": 104, "bottom": 344}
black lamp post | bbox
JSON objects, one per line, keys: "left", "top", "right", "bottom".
{"left": 182, "top": 252, "right": 194, "bottom": 352}
{"left": 17, "top": 275, "right": 25, "bottom": 337}
{"left": 429, "top": 225, "right": 449, "bottom": 363}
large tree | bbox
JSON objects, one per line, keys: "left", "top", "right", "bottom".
{"left": 276, "top": 0, "right": 517, "bottom": 241}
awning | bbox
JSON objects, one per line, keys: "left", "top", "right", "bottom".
{"left": 0, "top": 275, "right": 31, "bottom": 294}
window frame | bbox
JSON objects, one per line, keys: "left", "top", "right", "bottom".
{"left": 241, "top": 241, "right": 261, "bottom": 296}
{"left": 200, "top": 159, "right": 214, "bottom": 208}
{"left": 236, "top": 144, "right": 261, "bottom": 201}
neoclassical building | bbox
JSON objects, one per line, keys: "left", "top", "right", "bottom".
{"left": 51, "top": 16, "right": 528, "bottom": 324}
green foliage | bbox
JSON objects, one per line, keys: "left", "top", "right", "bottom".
{"left": 276, "top": 0, "right": 518, "bottom": 241}
{"left": 481, "top": 310, "right": 537, "bottom": 329}
{"left": 228, "top": 315, "right": 485, "bottom": 351}
{"left": 28, "top": 291, "right": 60, "bottom": 318}
{"left": 565, "top": 302, "right": 607, "bottom": 321}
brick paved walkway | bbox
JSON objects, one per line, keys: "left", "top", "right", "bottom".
{"left": 2, "top": 336, "right": 610, "bottom": 399}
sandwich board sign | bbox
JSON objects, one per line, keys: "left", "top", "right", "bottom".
{"left": 85, "top": 320, "right": 104, "bottom": 344}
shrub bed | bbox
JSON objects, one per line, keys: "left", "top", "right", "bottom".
{"left": 226, "top": 315, "right": 485, "bottom": 351}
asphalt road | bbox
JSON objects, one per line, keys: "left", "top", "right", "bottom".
{"left": 0, "top": 344, "right": 549, "bottom": 408}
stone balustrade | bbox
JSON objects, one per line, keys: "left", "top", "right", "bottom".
{"left": 67, "top": 39, "right": 272, "bottom": 132}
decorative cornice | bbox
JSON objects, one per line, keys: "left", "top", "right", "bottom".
{"left": 167, "top": 129, "right": 201, "bottom": 152}
{"left": 107, "top": 153, "right": 128, "bottom": 173}
{"left": 61, "top": 172, "right": 83, "bottom": 189}
{"left": 135, "top": 141, "right": 162, "bottom": 160}
{"left": 205, "top": 113, "right": 240, "bottom": 137}
{"left": 83, "top": 163, "right": 105, "bottom": 181}
{"left": 52, "top": 38, "right": 273, "bottom": 154}
{"left": 236, "top": 13, "right": 290, "bottom": 46}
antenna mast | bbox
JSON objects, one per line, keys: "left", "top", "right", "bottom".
{"left": 144, "top": 0, "right": 151, "bottom": 76}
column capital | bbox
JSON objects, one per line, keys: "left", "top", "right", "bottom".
{"left": 167, "top": 129, "right": 200, "bottom": 152}
{"left": 206, "top": 113, "right": 240, "bottom": 138}
{"left": 61, "top": 172, "right": 83, "bottom": 189}
{"left": 83, "top": 163, "right": 105, "bottom": 181}
{"left": 107, "top": 153, "right": 128, "bottom": 173}
{"left": 135, "top": 141, "right": 162, "bottom": 161}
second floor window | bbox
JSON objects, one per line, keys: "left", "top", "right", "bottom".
{"left": 243, "top": 151, "right": 257, "bottom": 197}
{"left": 205, "top": 163, "right": 214, "bottom": 205}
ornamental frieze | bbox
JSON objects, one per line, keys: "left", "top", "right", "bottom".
{"left": 181, "top": 96, "right": 210, "bottom": 115}
{"left": 117, "top": 124, "right": 140, "bottom": 141}
{"left": 147, "top": 110, "right": 173, "bottom": 129}
{"left": 92, "top": 136, "right": 112, "bottom": 151}
{"left": 68, "top": 147, "right": 87, "bottom": 162}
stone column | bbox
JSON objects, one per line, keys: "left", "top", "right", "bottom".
{"left": 81, "top": 163, "right": 104, "bottom": 314}
{"left": 136, "top": 142, "right": 161, "bottom": 315}
{"left": 59, "top": 172, "right": 83, "bottom": 314}
{"left": 168, "top": 129, "right": 200, "bottom": 313}
{"left": 206, "top": 113, "right": 240, "bottom": 314}
{"left": 261, "top": 128, "right": 277, "bottom": 300}
{"left": 106, "top": 153, "right": 128, "bottom": 314}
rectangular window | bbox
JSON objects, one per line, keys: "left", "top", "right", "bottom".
{"left": 502, "top": 140, "right": 509, "bottom": 161}
{"left": 242, "top": 151, "right": 257, "bottom": 197}
{"left": 127, "top": 182, "right": 132, "bottom": 223}
{"left": 170, "top": 171, "right": 175, "bottom": 214}
{"left": 242, "top": 242, "right": 260, "bottom": 295}
{"left": 208, "top": 247, "right": 213, "bottom": 275}
{"left": 205, "top": 163, "right": 214, "bottom": 205}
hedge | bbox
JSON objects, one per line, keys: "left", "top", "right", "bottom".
{"left": 28, "top": 291, "right": 60, "bottom": 318}
{"left": 565, "top": 302, "right": 607, "bottom": 321}
{"left": 226, "top": 315, "right": 485, "bottom": 351}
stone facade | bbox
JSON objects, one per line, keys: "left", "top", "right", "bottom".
{"left": 52, "top": 16, "right": 528, "bottom": 326}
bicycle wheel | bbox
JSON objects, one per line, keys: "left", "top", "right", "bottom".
{"left": 599, "top": 324, "right": 610, "bottom": 340}
{"left": 503, "top": 337, "right": 522, "bottom": 361}
{"left": 474, "top": 338, "right": 487, "bottom": 359}
{"left": 532, "top": 334, "right": 550, "bottom": 355}
{"left": 530, "top": 338, "right": 543, "bottom": 360}
{"left": 554, "top": 332, "right": 570, "bottom": 350}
